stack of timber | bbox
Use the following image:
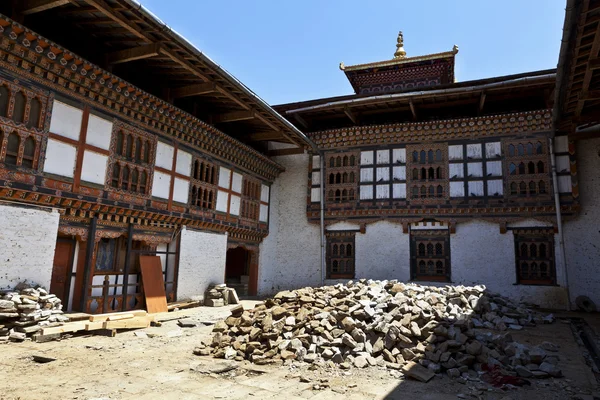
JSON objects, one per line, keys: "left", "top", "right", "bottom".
{"left": 33, "top": 310, "right": 154, "bottom": 342}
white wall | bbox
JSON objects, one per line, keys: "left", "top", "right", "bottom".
{"left": 324, "top": 220, "right": 410, "bottom": 284}
{"left": 258, "top": 153, "right": 321, "bottom": 296}
{"left": 356, "top": 221, "right": 410, "bottom": 281}
{"left": 0, "top": 204, "right": 60, "bottom": 290}
{"left": 177, "top": 227, "right": 227, "bottom": 301}
{"left": 564, "top": 138, "right": 600, "bottom": 308}
{"left": 451, "top": 219, "right": 568, "bottom": 309}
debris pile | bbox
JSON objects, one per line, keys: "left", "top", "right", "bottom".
{"left": 198, "top": 280, "right": 561, "bottom": 381}
{"left": 0, "top": 283, "right": 67, "bottom": 342}
{"left": 204, "top": 284, "right": 239, "bottom": 307}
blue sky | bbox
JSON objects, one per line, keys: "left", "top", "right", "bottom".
{"left": 139, "top": 0, "right": 566, "bottom": 105}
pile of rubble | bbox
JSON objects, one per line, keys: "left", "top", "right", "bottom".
{"left": 0, "top": 283, "right": 67, "bottom": 342}
{"left": 204, "top": 284, "right": 239, "bottom": 307}
{"left": 197, "top": 280, "right": 562, "bottom": 381}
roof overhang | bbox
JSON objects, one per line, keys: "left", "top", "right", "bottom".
{"left": 4, "top": 0, "right": 317, "bottom": 152}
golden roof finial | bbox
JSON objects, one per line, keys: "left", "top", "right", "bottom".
{"left": 394, "top": 31, "right": 406, "bottom": 59}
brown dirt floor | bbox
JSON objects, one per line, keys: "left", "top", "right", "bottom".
{"left": 1, "top": 301, "right": 599, "bottom": 400}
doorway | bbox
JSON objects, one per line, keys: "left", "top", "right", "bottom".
{"left": 50, "top": 237, "right": 76, "bottom": 309}
{"left": 225, "top": 247, "right": 249, "bottom": 296}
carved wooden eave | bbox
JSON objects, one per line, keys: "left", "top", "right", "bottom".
{"left": 308, "top": 110, "right": 553, "bottom": 149}
{"left": 0, "top": 14, "right": 285, "bottom": 182}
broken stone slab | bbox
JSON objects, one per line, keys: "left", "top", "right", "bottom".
{"left": 177, "top": 319, "right": 197, "bottom": 328}
{"left": 538, "top": 361, "right": 562, "bottom": 377}
{"left": 31, "top": 355, "right": 56, "bottom": 363}
{"left": 401, "top": 361, "right": 435, "bottom": 382}
{"left": 204, "top": 298, "right": 225, "bottom": 307}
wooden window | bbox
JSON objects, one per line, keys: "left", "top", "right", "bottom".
{"left": 5, "top": 131, "right": 19, "bottom": 166}
{"left": 326, "top": 231, "right": 355, "bottom": 279}
{"left": 109, "top": 123, "right": 154, "bottom": 196}
{"left": 27, "top": 97, "right": 41, "bottom": 129}
{"left": 410, "top": 229, "right": 451, "bottom": 282}
{"left": 189, "top": 157, "right": 217, "bottom": 210}
{"left": 514, "top": 229, "right": 555, "bottom": 285}
{"left": 406, "top": 144, "right": 447, "bottom": 202}
{"left": 326, "top": 151, "right": 359, "bottom": 205}
{"left": 21, "top": 136, "right": 35, "bottom": 169}
{"left": 241, "top": 177, "right": 261, "bottom": 220}
{"left": 12, "top": 91, "right": 26, "bottom": 124}
{"left": 504, "top": 139, "right": 551, "bottom": 200}
{"left": 0, "top": 85, "right": 8, "bottom": 118}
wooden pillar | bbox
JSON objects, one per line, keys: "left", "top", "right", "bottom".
{"left": 80, "top": 215, "right": 97, "bottom": 312}
{"left": 121, "top": 222, "right": 134, "bottom": 311}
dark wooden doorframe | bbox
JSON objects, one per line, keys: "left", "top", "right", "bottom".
{"left": 50, "top": 237, "right": 77, "bottom": 310}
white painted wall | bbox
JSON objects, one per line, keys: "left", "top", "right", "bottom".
{"left": 0, "top": 204, "right": 60, "bottom": 290}
{"left": 177, "top": 227, "right": 227, "bottom": 301}
{"left": 355, "top": 221, "right": 410, "bottom": 281}
{"left": 258, "top": 153, "right": 321, "bottom": 296}
{"left": 80, "top": 150, "right": 108, "bottom": 185}
{"left": 451, "top": 219, "right": 567, "bottom": 309}
{"left": 564, "top": 138, "right": 600, "bottom": 308}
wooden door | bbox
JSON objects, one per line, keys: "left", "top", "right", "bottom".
{"left": 50, "top": 238, "right": 75, "bottom": 306}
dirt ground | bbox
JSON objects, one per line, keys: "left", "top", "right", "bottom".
{"left": 1, "top": 301, "right": 599, "bottom": 400}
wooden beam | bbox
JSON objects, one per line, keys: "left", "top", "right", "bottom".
{"left": 159, "top": 47, "right": 209, "bottom": 81}
{"left": 83, "top": 0, "right": 149, "bottom": 41}
{"left": 580, "top": 90, "right": 600, "bottom": 100}
{"left": 248, "top": 132, "right": 285, "bottom": 141}
{"left": 106, "top": 43, "right": 161, "bottom": 65}
{"left": 170, "top": 82, "right": 217, "bottom": 98}
{"left": 20, "top": 0, "right": 70, "bottom": 15}
{"left": 575, "top": 24, "right": 600, "bottom": 116}
{"left": 478, "top": 92, "right": 486, "bottom": 114}
{"left": 344, "top": 107, "right": 358, "bottom": 124}
{"left": 215, "top": 85, "right": 251, "bottom": 110}
{"left": 267, "top": 147, "right": 305, "bottom": 157}
{"left": 589, "top": 57, "right": 600, "bottom": 70}
{"left": 293, "top": 113, "right": 309, "bottom": 130}
{"left": 212, "top": 110, "right": 256, "bottom": 124}
{"left": 409, "top": 100, "right": 418, "bottom": 120}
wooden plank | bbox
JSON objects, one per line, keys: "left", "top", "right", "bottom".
{"left": 107, "top": 43, "right": 162, "bottom": 65}
{"left": 89, "top": 309, "right": 147, "bottom": 322}
{"left": 65, "top": 312, "right": 92, "bottom": 322}
{"left": 139, "top": 256, "right": 168, "bottom": 314}
{"left": 85, "top": 321, "right": 104, "bottom": 331}
{"left": 170, "top": 83, "right": 217, "bottom": 98}
{"left": 40, "top": 322, "right": 87, "bottom": 335}
{"left": 106, "top": 313, "right": 134, "bottom": 321}
{"left": 20, "top": 0, "right": 70, "bottom": 15}
{"left": 103, "top": 316, "right": 151, "bottom": 329}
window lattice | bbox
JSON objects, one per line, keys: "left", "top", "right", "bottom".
{"left": 326, "top": 231, "right": 355, "bottom": 278}
{"left": 504, "top": 139, "right": 551, "bottom": 199}
{"left": 406, "top": 144, "right": 448, "bottom": 203}
{"left": 410, "top": 229, "right": 450, "bottom": 282}
{"left": 241, "top": 178, "right": 261, "bottom": 220}
{"left": 190, "top": 158, "right": 217, "bottom": 210}
{"left": 108, "top": 123, "right": 155, "bottom": 195}
{"left": 326, "top": 152, "right": 359, "bottom": 204}
{"left": 514, "top": 229, "right": 555, "bottom": 285}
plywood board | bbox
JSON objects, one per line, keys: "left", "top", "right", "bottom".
{"left": 139, "top": 255, "right": 168, "bottom": 314}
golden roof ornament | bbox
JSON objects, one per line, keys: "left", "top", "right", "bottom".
{"left": 394, "top": 31, "right": 406, "bottom": 59}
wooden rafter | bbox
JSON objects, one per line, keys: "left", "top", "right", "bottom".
{"left": 409, "top": 100, "right": 418, "bottom": 120}
{"left": 212, "top": 110, "right": 256, "bottom": 124}
{"left": 106, "top": 43, "right": 162, "bottom": 64}
{"left": 267, "top": 147, "right": 304, "bottom": 157}
{"left": 82, "top": 0, "right": 150, "bottom": 41}
{"left": 19, "top": 0, "right": 70, "bottom": 15}
{"left": 170, "top": 82, "right": 217, "bottom": 98}
{"left": 574, "top": 16, "right": 600, "bottom": 116}
{"left": 248, "top": 132, "right": 287, "bottom": 141}
{"left": 478, "top": 92, "right": 486, "bottom": 114}
{"left": 344, "top": 107, "right": 358, "bottom": 124}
